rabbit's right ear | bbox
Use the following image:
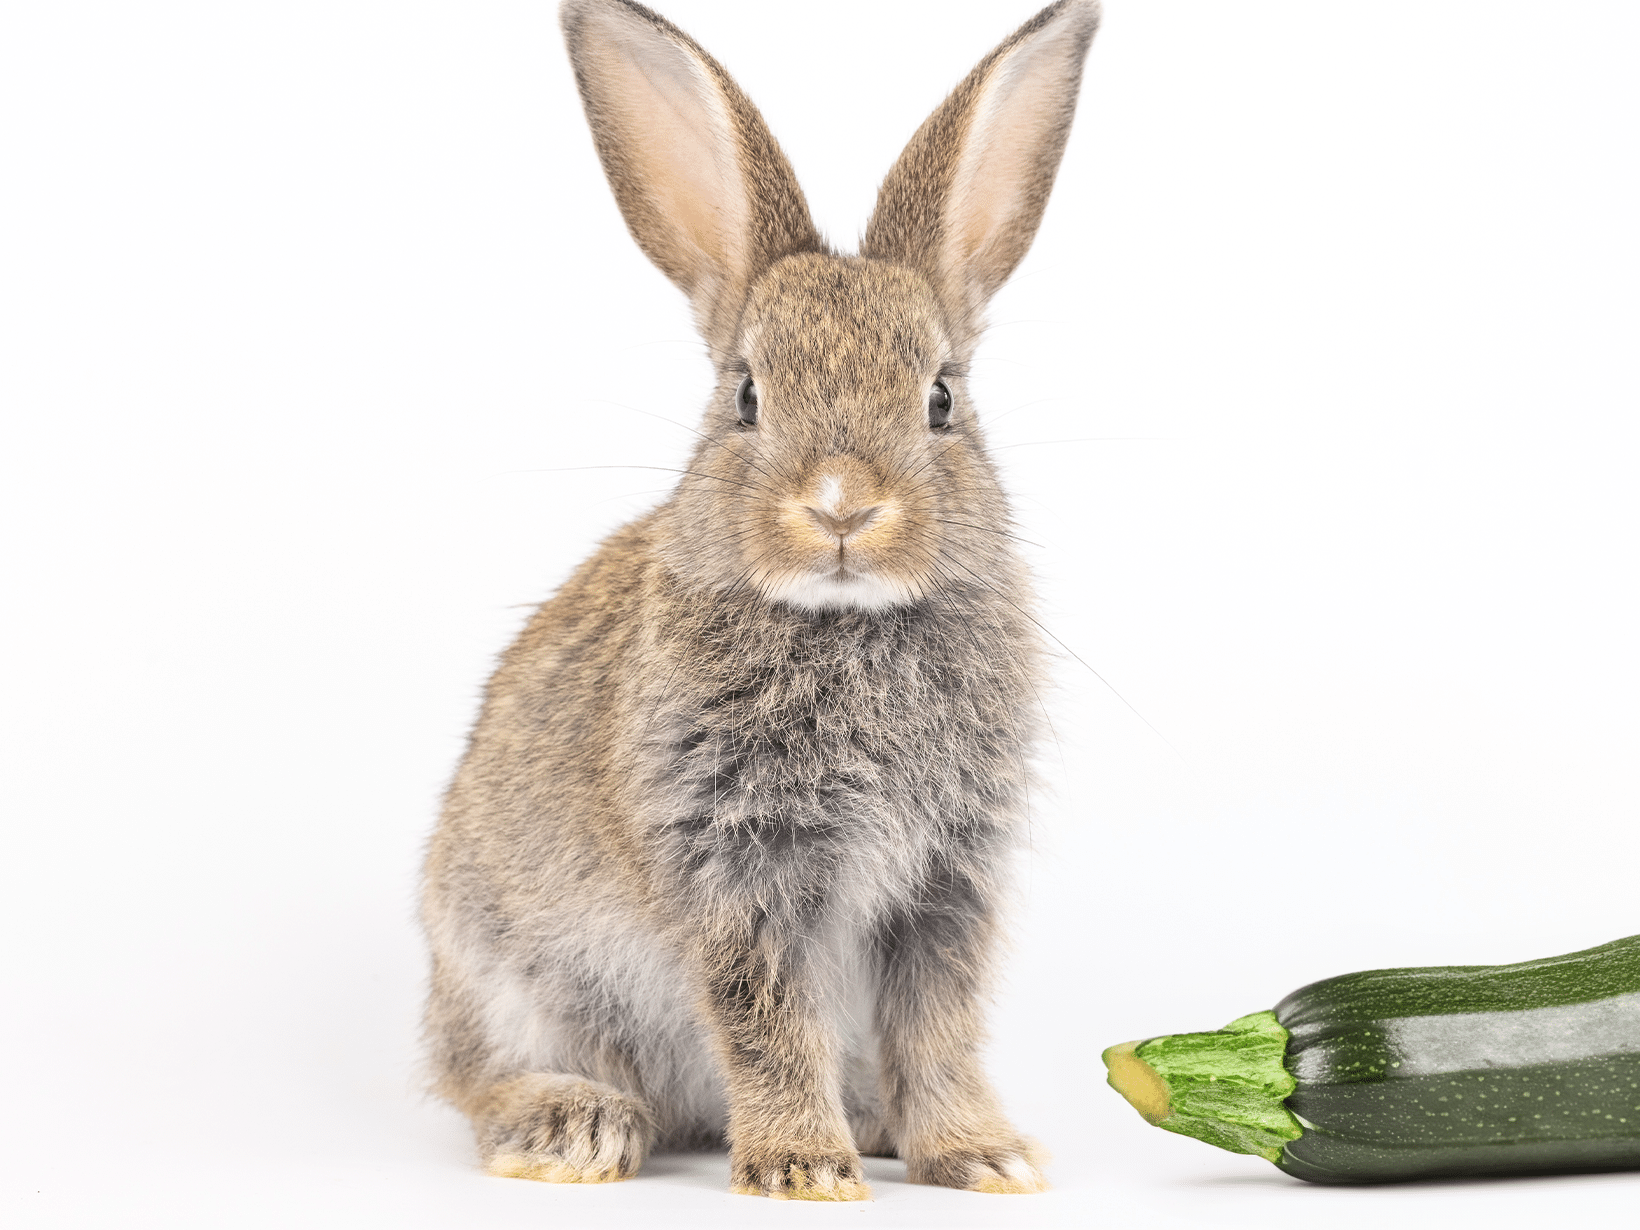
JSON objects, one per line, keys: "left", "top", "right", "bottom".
{"left": 560, "top": 0, "right": 822, "bottom": 347}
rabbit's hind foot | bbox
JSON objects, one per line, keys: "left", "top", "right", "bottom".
{"left": 474, "top": 1072, "right": 654, "bottom": 1185}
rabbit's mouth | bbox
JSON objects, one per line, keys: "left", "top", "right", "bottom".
{"left": 747, "top": 476, "right": 929, "bottom": 612}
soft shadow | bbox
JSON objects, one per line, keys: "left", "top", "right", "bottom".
{"left": 637, "top": 1149, "right": 737, "bottom": 1192}
{"left": 637, "top": 1149, "right": 912, "bottom": 1193}
{"left": 1186, "top": 1172, "right": 1303, "bottom": 1190}
{"left": 1188, "top": 1168, "right": 1640, "bottom": 1193}
{"left": 860, "top": 1155, "right": 910, "bottom": 1186}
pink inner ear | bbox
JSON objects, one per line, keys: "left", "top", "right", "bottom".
{"left": 944, "top": 11, "right": 1088, "bottom": 297}
{"left": 579, "top": 7, "right": 749, "bottom": 290}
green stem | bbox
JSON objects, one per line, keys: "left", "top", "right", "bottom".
{"left": 1102, "top": 1011, "right": 1304, "bottom": 1163}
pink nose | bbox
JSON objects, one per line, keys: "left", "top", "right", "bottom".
{"left": 807, "top": 505, "right": 881, "bottom": 541}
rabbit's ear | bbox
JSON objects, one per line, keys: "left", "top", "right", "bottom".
{"left": 560, "top": 0, "right": 822, "bottom": 345}
{"left": 862, "top": 0, "right": 1099, "bottom": 334}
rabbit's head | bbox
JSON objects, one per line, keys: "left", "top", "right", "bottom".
{"left": 561, "top": 0, "right": 1099, "bottom": 612}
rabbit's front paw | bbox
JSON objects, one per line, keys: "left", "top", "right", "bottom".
{"left": 477, "top": 1073, "right": 653, "bottom": 1184}
{"left": 730, "top": 1147, "right": 871, "bottom": 1201}
{"left": 907, "top": 1142, "right": 1048, "bottom": 1194}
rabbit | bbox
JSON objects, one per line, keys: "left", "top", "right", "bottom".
{"left": 422, "top": 0, "right": 1101, "bottom": 1202}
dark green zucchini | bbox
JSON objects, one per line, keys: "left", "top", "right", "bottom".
{"left": 1103, "top": 935, "right": 1640, "bottom": 1183}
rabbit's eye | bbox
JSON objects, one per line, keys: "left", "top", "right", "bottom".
{"left": 927, "top": 380, "right": 953, "bottom": 429}
{"left": 735, "top": 375, "right": 759, "bottom": 426}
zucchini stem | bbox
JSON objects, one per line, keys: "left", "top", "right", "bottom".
{"left": 1101, "top": 1011, "right": 1305, "bottom": 1163}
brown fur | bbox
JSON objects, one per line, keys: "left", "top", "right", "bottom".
{"left": 422, "top": 0, "right": 1100, "bottom": 1201}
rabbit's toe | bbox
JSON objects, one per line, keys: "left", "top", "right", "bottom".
{"left": 730, "top": 1149, "right": 871, "bottom": 1201}
{"left": 908, "top": 1141, "right": 1049, "bottom": 1194}
{"left": 476, "top": 1073, "right": 653, "bottom": 1184}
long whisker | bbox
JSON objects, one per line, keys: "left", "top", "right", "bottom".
{"left": 922, "top": 517, "right": 1045, "bottom": 549}
{"left": 922, "top": 559, "right": 1063, "bottom": 807}
{"left": 974, "top": 397, "right": 1066, "bottom": 429}
{"left": 897, "top": 430, "right": 976, "bottom": 502}
{"left": 588, "top": 486, "right": 672, "bottom": 508}
{"left": 682, "top": 525, "right": 770, "bottom": 559}
{"left": 990, "top": 437, "right": 1161, "bottom": 450}
{"left": 936, "top": 548, "right": 1183, "bottom": 761}
{"left": 638, "top": 558, "right": 761, "bottom": 750}
{"left": 505, "top": 464, "right": 774, "bottom": 497}
{"left": 588, "top": 399, "right": 788, "bottom": 486}
{"left": 919, "top": 559, "right": 1062, "bottom": 855}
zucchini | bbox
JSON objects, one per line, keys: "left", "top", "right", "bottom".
{"left": 1102, "top": 935, "right": 1640, "bottom": 1183}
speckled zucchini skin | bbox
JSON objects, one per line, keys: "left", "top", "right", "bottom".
{"left": 1274, "top": 935, "right": 1640, "bottom": 1182}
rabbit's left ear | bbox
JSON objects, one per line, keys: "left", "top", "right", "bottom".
{"left": 560, "top": 0, "right": 822, "bottom": 348}
{"left": 862, "top": 0, "right": 1100, "bottom": 338}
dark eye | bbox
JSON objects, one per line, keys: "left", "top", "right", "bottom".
{"left": 735, "top": 374, "right": 759, "bottom": 426}
{"left": 927, "top": 379, "right": 953, "bottom": 429}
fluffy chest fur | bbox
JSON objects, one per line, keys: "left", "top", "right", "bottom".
{"left": 627, "top": 575, "right": 1043, "bottom": 930}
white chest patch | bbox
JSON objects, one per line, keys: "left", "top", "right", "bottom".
{"left": 763, "top": 569, "right": 913, "bottom": 612}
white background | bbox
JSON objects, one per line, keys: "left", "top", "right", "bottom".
{"left": 4, "top": 0, "right": 1638, "bottom": 1225}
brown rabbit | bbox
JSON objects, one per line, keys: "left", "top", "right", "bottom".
{"left": 422, "top": 0, "right": 1100, "bottom": 1201}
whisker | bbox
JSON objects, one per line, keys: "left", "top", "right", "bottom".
{"left": 607, "top": 338, "right": 710, "bottom": 355}
{"left": 681, "top": 526, "right": 769, "bottom": 559}
{"left": 897, "top": 430, "right": 977, "bottom": 502}
{"left": 924, "top": 518, "right": 1045, "bottom": 549}
{"left": 935, "top": 548, "right": 1183, "bottom": 761}
{"left": 505, "top": 464, "right": 774, "bottom": 497}
{"left": 978, "top": 397, "right": 1066, "bottom": 428}
{"left": 991, "top": 437, "right": 1161, "bottom": 450}
{"left": 588, "top": 399, "right": 790, "bottom": 487}
{"left": 922, "top": 559, "right": 1063, "bottom": 816}
{"left": 587, "top": 486, "right": 671, "bottom": 508}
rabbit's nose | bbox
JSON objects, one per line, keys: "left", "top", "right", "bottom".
{"left": 807, "top": 505, "right": 882, "bottom": 541}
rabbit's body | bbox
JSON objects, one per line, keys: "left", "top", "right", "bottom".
{"left": 424, "top": 1, "right": 1099, "bottom": 1201}
{"left": 425, "top": 504, "right": 1036, "bottom": 1141}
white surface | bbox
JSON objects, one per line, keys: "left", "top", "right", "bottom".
{"left": 4, "top": 0, "right": 1639, "bottom": 1225}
